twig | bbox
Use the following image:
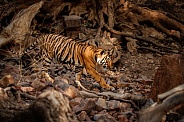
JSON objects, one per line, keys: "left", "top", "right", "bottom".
{"left": 75, "top": 80, "right": 109, "bottom": 98}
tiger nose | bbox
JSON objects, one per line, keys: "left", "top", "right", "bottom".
{"left": 103, "top": 65, "right": 107, "bottom": 68}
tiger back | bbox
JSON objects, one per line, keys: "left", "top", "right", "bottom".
{"left": 23, "top": 34, "right": 114, "bottom": 90}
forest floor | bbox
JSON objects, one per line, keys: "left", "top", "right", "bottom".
{"left": 0, "top": 0, "right": 184, "bottom": 121}
{"left": 0, "top": 50, "right": 162, "bottom": 121}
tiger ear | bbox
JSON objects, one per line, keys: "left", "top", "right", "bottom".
{"left": 95, "top": 48, "right": 104, "bottom": 53}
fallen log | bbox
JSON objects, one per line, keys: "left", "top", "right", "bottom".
{"left": 158, "top": 84, "right": 184, "bottom": 100}
{"left": 0, "top": 89, "right": 78, "bottom": 122}
{"left": 138, "top": 90, "right": 184, "bottom": 122}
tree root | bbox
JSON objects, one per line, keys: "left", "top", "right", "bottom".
{"left": 123, "top": 1, "right": 184, "bottom": 40}
{"left": 104, "top": 24, "right": 177, "bottom": 53}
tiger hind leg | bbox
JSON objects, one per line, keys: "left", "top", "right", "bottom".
{"left": 31, "top": 54, "right": 54, "bottom": 83}
{"left": 41, "top": 57, "right": 55, "bottom": 83}
{"left": 75, "top": 65, "right": 89, "bottom": 91}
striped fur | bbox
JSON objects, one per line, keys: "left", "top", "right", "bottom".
{"left": 23, "top": 34, "right": 114, "bottom": 90}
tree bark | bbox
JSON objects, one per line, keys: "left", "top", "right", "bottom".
{"left": 150, "top": 54, "right": 184, "bottom": 101}
{"left": 0, "top": 89, "right": 78, "bottom": 122}
{"left": 0, "top": 1, "right": 43, "bottom": 48}
{"left": 138, "top": 91, "right": 184, "bottom": 122}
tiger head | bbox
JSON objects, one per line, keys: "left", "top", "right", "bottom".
{"left": 95, "top": 48, "right": 113, "bottom": 69}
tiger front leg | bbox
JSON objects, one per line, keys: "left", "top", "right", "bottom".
{"left": 86, "top": 68, "right": 114, "bottom": 91}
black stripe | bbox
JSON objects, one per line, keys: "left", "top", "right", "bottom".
{"left": 57, "top": 39, "right": 71, "bottom": 62}
{"left": 55, "top": 36, "right": 69, "bottom": 56}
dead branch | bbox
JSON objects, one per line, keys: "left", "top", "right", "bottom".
{"left": 79, "top": 91, "right": 102, "bottom": 98}
{"left": 99, "top": 92, "right": 143, "bottom": 100}
{"left": 158, "top": 84, "right": 184, "bottom": 100}
{"left": 0, "top": 1, "right": 44, "bottom": 48}
{"left": 138, "top": 91, "right": 184, "bottom": 122}
{"left": 76, "top": 80, "right": 109, "bottom": 97}
{"left": 80, "top": 90, "right": 143, "bottom": 101}
{"left": 79, "top": 90, "right": 141, "bottom": 110}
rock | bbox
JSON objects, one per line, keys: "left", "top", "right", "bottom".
{"left": 54, "top": 79, "right": 70, "bottom": 90}
{"left": 116, "top": 81, "right": 132, "bottom": 88}
{"left": 72, "top": 106, "right": 83, "bottom": 114}
{"left": 0, "top": 75, "right": 14, "bottom": 88}
{"left": 54, "top": 76, "right": 69, "bottom": 84}
{"left": 117, "top": 114, "right": 129, "bottom": 122}
{"left": 20, "top": 86, "right": 34, "bottom": 92}
{"left": 31, "top": 78, "right": 46, "bottom": 90}
{"left": 54, "top": 79, "right": 80, "bottom": 98}
{"left": 94, "top": 113, "right": 117, "bottom": 122}
{"left": 109, "top": 110, "right": 118, "bottom": 117}
{"left": 73, "top": 98, "right": 96, "bottom": 113}
{"left": 95, "top": 98, "right": 107, "bottom": 111}
{"left": 70, "top": 97, "right": 83, "bottom": 109}
{"left": 77, "top": 111, "right": 87, "bottom": 121}
{"left": 135, "top": 75, "right": 153, "bottom": 85}
{"left": 0, "top": 64, "right": 20, "bottom": 82}
{"left": 106, "top": 100, "right": 121, "bottom": 110}
{"left": 89, "top": 110, "right": 98, "bottom": 117}
{"left": 120, "top": 102, "right": 131, "bottom": 111}
{"left": 64, "top": 85, "right": 79, "bottom": 98}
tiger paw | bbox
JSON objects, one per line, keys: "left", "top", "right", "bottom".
{"left": 102, "top": 85, "right": 115, "bottom": 91}
{"left": 108, "top": 86, "right": 115, "bottom": 91}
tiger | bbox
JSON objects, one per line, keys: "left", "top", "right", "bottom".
{"left": 18, "top": 34, "right": 114, "bottom": 90}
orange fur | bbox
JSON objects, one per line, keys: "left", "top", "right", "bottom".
{"left": 21, "top": 34, "right": 114, "bottom": 90}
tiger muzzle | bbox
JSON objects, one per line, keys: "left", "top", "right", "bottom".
{"left": 98, "top": 56, "right": 112, "bottom": 69}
